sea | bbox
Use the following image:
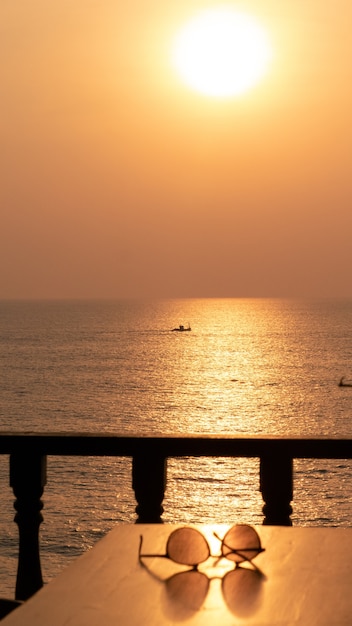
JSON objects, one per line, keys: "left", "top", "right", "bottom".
{"left": 0, "top": 298, "right": 351, "bottom": 596}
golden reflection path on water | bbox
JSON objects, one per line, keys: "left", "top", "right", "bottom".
{"left": 131, "top": 298, "right": 352, "bottom": 437}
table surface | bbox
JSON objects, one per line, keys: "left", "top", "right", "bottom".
{"left": 3, "top": 524, "right": 352, "bottom": 626}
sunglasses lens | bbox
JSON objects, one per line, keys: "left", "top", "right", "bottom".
{"left": 167, "top": 527, "right": 210, "bottom": 566}
{"left": 222, "top": 524, "right": 262, "bottom": 562}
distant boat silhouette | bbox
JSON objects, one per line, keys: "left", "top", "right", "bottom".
{"left": 338, "top": 377, "right": 352, "bottom": 387}
{"left": 172, "top": 324, "right": 191, "bottom": 332}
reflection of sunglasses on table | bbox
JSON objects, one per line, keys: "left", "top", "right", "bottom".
{"left": 139, "top": 524, "right": 265, "bottom": 570}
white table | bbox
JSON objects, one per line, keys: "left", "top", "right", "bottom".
{"left": 3, "top": 524, "right": 352, "bottom": 625}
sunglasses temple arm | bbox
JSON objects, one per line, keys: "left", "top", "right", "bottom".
{"left": 213, "top": 532, "right": 265, "bottom": 557}
{"left": 213, "top": 531, "right": 263, "bottom": 549}
{"left": 138, "top": 535, "right": 169, "bottom": 560}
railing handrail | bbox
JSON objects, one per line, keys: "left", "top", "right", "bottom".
{"left": 0, "top": 432, "right": 351, "bottom": 603}
{"left": 0, "top": 431, "right": 351, "bottom": 457}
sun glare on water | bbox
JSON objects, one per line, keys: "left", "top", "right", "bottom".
{"left": 172, "top": 8, "right": 272, "bottom": 98}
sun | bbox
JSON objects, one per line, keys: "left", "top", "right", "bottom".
{"left": 171, "top": 8, "right": 272, "bottom": 98}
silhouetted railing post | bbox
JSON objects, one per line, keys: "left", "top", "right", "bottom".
{"left": 10, "top": 453, "right": 47, "bottom": 600}
{"left": 260, "top": 453, "right": 293, "bottom": 525}
{"left": 132, "top": 453, "right": 166, "bottom": 523}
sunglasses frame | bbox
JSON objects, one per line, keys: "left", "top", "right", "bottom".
{"left": 139, "top": 524, "right": 265, "bottom": 573}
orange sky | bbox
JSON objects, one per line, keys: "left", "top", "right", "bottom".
{"left": 1, "top": 1, "right": 351, "bottom": 298}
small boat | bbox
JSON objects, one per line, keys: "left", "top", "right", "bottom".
{"left": 172, "top": 324, "right": 191, "bottom": 332}
{"left": 338, "top": 377, "right": 352, "bottom": 387}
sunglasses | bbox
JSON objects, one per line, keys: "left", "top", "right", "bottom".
{"left": 139, "top": 524, "right": 264, "bottom": 570}
{"left": 139, "top": 525, "right": 265, "bottom": 613}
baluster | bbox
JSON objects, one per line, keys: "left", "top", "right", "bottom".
{"left": 260, "top": 454, "right": 293, "bottom": 525}
{"left": 132, "top": 453, "right": 166, "bottom": 523}
{"left": 10, "top": 453, "right": 47, "bottom": 600}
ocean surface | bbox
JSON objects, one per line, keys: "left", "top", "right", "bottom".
{"left": 0, "top": 298, "right": 351, "bottom": 595}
